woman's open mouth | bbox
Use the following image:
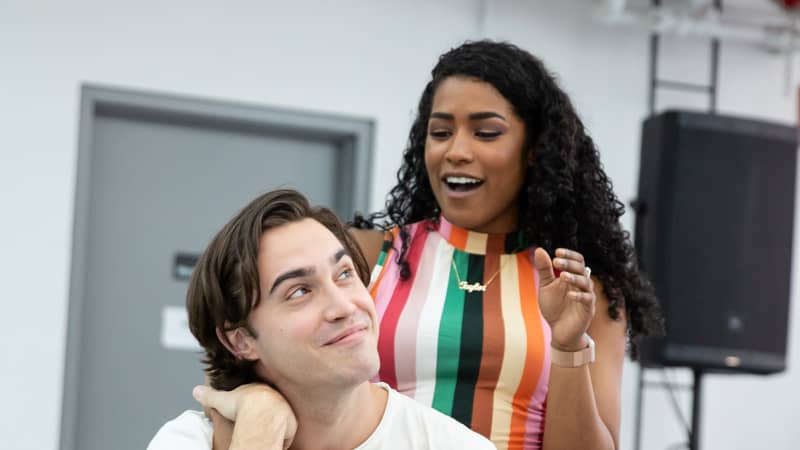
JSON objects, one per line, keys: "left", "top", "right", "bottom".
{"left": 444, "top": 176, "right": 484, "bottom": 192}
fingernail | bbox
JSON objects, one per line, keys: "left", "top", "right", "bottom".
{"left": 192, "top": 385, "right": 205, "bottom": 401}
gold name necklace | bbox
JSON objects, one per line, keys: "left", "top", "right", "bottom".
{"left": 450, "top": 257, "right": 507, "bottom": 293}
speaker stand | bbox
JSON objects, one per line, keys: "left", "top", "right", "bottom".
{"left": 633, "top": 365, "right": 704, "bottom": 450}
{"left": 689, "top": 368, "right": 704, "bottom": 450}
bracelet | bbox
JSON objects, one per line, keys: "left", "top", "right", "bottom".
{"left": 550, "top": 332, "right": 595, "bottom": 367}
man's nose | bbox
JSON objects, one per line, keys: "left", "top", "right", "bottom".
{"left": 322, "top": 285, "right": 358, "bottom": 322}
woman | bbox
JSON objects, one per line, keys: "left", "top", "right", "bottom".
{"left": 348, "top": 40, "right": 662, "bottom": 449}
{"left": 203, "top": 40, "right": 663, "bottom": 450}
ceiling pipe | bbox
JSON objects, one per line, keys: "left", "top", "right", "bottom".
{"left": 596, "top": 0, "right": 800, "bottom": 53}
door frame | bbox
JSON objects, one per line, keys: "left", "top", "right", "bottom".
{"left": 60, "top": 84, "right": 374, "bottom": 450}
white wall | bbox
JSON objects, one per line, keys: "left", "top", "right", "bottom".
{"left": 2, "top": 1, "right": 798, "bottom": 449}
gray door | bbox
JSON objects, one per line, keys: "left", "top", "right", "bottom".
{"left": 61, "top": 85, "right": 373, "bottom": 450}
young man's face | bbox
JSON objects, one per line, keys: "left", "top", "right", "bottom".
{"left": 246, "top": 218, "right": 380, "bottom": 393}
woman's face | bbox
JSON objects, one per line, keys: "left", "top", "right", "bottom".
{"left": 424, "top": 76, "right": 528, "bottom": 233}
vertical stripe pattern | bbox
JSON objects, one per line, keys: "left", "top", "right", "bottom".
{"left": 372, "top": 217, "right": 551, "bottom": 449}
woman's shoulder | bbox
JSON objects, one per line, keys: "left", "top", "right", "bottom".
{"left": 349, "top": 228, "right": 390, "bottom": 268}
{"left": 349, "top": 219, "right": 435, "bottom": 268}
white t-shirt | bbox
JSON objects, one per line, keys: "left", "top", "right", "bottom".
{"left": 148, "top": 383, "right": 494, "bottom": 450}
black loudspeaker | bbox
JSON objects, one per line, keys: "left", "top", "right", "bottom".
{"left": 635, "top": 110, "right": 797, "bottom": 374}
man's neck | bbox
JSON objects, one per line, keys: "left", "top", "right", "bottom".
{"left": 283, "top": 382, "right": 388, "bottom": 450}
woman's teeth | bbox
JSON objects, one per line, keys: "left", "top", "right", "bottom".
{"left": 445, "top": 176, "right": 483, "bottom": 191}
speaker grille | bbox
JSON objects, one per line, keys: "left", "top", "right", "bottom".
{"left": 637, "top": 110, "right": 797, "bottom": 374}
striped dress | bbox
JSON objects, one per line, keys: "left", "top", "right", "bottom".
{"left": 368, "top": 216, "right": 552, "bottom": 450}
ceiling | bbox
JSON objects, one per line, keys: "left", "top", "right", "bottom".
{"left": 623, "top": 0, "right": 790, "bottom": 13}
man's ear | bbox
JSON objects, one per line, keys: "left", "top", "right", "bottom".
{"left": 216, "top": 326, "right": 259, "bottom": 362}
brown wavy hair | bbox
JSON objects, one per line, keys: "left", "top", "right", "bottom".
{"left": 187, "top": 189, "right": 370, "bottom": 390}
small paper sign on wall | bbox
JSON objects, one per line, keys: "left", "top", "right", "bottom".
{"left": 160, "top": 305, "right": 202, "bottom": 351}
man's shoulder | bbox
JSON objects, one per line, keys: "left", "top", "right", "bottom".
{"left": 381, "top": 386, "right": 495, "bottom": 449}
{"left": 147, "top": 410, "right": 212, "bottom": 450}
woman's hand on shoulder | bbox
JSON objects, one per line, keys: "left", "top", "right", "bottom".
{"left": 533, "top": 247, "right": 596, "bottom": 351}
{"left": 194, "top": 383, "right": 297, "bottom": 450}
{"left": 193, "top": 383, "right": 290, "bottom": 422}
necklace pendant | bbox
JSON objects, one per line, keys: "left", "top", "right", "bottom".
{"left": 458, "top": 280, "right": 487, "bottom": 293}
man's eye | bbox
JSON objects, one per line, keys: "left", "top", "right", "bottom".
{"left": 288, "top": 287, "right": 309, "bottom": 300}
{"left": 476, "top": 130, "right": 501, "bottom": 138}
{"left": 337, "top": 269, "right": 353, "bottom": 280}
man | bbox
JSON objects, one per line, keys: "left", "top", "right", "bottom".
{"left": 148, "top": 189, "right": 494, "bottom": 450}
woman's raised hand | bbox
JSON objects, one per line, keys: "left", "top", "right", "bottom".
{"left": 533, "top": 247, "right": 596, "bottom": 352}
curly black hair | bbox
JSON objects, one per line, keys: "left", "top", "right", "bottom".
{"left": 354, "top": 40, "right": 663, "bottom": 357}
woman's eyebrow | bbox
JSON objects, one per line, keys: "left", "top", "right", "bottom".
{"left": 467, "top": 111, "right": 507, "bottom": 122}
{"left": 429, "top": 111, "right": 508, "bottom": 122}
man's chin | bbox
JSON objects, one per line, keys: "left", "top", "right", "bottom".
{"left": 339, "top": 353, "right": 381, "bottom": 386}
